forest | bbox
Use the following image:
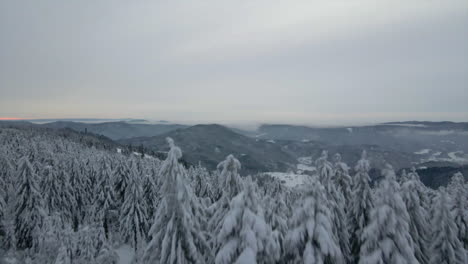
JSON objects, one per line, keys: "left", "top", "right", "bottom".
{"left": 0, "top": 126, "right": 467, "bottom": 264}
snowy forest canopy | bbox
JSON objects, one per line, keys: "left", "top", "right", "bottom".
{"left": 0, "top": 126, "right": 467, "bottom": 264}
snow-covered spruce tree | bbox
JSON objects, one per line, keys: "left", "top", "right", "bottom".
{"left": 0, "top": 175, "right": 5, "bottom": 228}
{"left": 429, "top": 188, "right": 467, "bottom": 264}
{"left": 1, "top": 191, "right": 17, "bottom": 251}
{"left": 209, "top": 169, "right": 223, "bottom": 202}
{"left": 285, "top": 176, "right": 343, "bottom": 264}
{"left": 218, "top": 154, "right": 243, "bottom": 198}
{"left": 119, "top": 162, "right": 148, "bottom": 252}
{"left": 95, "top": 241, "right": 119, "bottom": 264}
{"left": 92, "top": 159, "right": 116, "bottom": 240}
{"left": 408, "top": 167, "right": 431, "bottom": 212}
{"left": 399, "top": 169, "right": 410, "bottom": 184}
{"left": 189, "top": 164, "right": 213, "bottom": 202}
{"left": 37, "top": 213, "right": 66, "bottom": 263}
{"left": 266, "top": 178, "right": 298, "bottom": 217}
{"left": 333, "top": 153, "right": 352, "bottom": 205}
{"left": 143, "top": 138, "right": 211, "bottom": 264}
{"left": 68, "top": 158, "right": 90, "bottom": 230}
{"left": 209, "top": 154, "right": 244, "bottom": 251}
{"left": 76, "top": 225, "right": 99, "bottom": 263}
{"left": 349, "top": 150, "right": 374, "bottom": 262}
{"left": 54, "top": 245, "right": 71, "bottom": 264}
{"left": 448, "top": 172, "right": 468, "bottom": 250}
{"left": 401, "top": 175, "right": 430, "bottom": 263}
{"left": 215, "top": 176, "right": 278, "bottom": 264}
{"left": 0, "top": 155, "right": 14, "bottom": 195}
{"left": 113, "top": 159, "right": 132, "bottom": 206}
{"left": 41, "top": 165, "right": 75, "bottom": 224}
{"left": 262, "top": 193, "right": 288, "bottom": 260}
{"left": 315, "top": 150, "right": 334, "bottom": 184}
{"left": 143, "top": 168, "right": 159, "bottom": 225}
{"left": 315, "top": 151, "right": 350, "bottom": 263}
{"left": 359, "top": 164, "right": 418, "bottom": 264}
{"left": 14, "top": 156, "right": 45, "bottom": 251}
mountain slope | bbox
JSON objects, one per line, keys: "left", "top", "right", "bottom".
{"left": 120, "top": 124, "right": 296, "bottom": 174}
{"left": 41, "top": 121, "right": 186, "bottom": 140}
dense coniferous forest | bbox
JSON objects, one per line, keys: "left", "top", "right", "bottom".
{"left": 0, "top": 126, "right": 467, "bottom": 264}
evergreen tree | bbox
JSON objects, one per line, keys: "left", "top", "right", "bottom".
{"left": 315, "top": 150, "right": 334, "bottom": 184}
{"left": 113, "top": 159, "right": 132, "bottom": 206}
{"left": 218, "top": 154, "right": 243, "bottom": 198}
{"left": 215, "top": 177, "right": 277, "bottom": 264}
{"left": 41, "top": 165, "right": 75, "bottom": 223}
{"left": 143, "top": 169, "right": 159, "bottom": 225}
{"left": 209, "top": 155, "right": 244, "bottom": 251}
{"left": 448, "top": 172, "right": 468, "bottom": 250}
{"left": 0, "top": 178, "right": 5, "bottom": 229}
{"left": 401, "top": 176, "right": 430, "bottom": 263}
{"left": 429, "top": 188, "right": 466, "bottom": 264}
{"left": 68, "top": 158, "right": 90, "bottom": 231}
{"left": 316, "top": 151, "right": 349, "bottom": 263}
{"left": 95, "top": 241, "right": 119, "bottom": 264}
{"left": 333, "top": 153, "right": 352, "bottom": 205}
{"left": 143, "top": 138, "right": 211, "bottom": 264}
{"left": 93, "top": 159, "right": 116, "bottom": 239}
{"left": 54, "top": 245, "right": 71, "bottom": 264}
{"left": 14, "top": 157, "right": 45, "bottom": 250}
{"left": 263, "top": 194, "right": 288, "bottom": 260}
{"left": 349, "top": 150, "right": 374, "bottom": 262}
{"left": 408, "top": 167, "right": 431, "bottom": 212}
{"left": 263, "top": 193, "right": 288, "bottom": 262}
{"left": 0, "top": 155, "right": 14, "bottom": 198}
{"left": 75, "top": 225, "right": 98, "bottom": 263}
{"left": 189, "top": 164, "right": 213, "bottom": 202}
{"left": 37, "top": 213, "right": 65, "bottom": 262}
{"left": 399, "top": 169, "right": 410, "bottom": 184}
{"left": 359, "top": 164, "right": 418, "bottom": 264}
{"left": 119, "top": 163, "right": 148, "bottom": 251}
{"left": 285, "top": 176, "right": 343, "bottom": 264}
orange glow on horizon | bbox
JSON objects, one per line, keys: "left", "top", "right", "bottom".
{"left": 0, "top": 117, "right": 25, "bottom": 120}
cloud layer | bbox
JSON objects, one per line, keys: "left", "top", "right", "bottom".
{"left": 1, "top": 0, "right": 467, "bottom": 125}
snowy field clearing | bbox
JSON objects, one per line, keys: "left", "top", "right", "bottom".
{"left": 266, "top": 172, "right": 312, "bottom": 188}
{"left": 297, "top": 163, "right": 316, "bottom": 173}
{"left": 414, "top": 149, "right": 431, "bottom": 155}
{"left": 297, "top": 156, "right": 313, "bottom": 165}
{"left": 418, "top": 150, "right": 468, "bottom": 165}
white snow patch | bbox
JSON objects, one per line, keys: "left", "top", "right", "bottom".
{"left": 117, "top": 245, "right": 134, "bottom": 264}
{"left": 347, "top": 127, "right": 353, "bottom": 133}
{"left": 267, "top": 139, "right": 276, "bottom": 143}
{"left": 297, "top": 164, "right": 316, "bottom": 172}
{"left": 266, "top": 172, "right": 312, "bottom": 188}
{"left": 419, "top": 150, "right": 468, "bottom": 165}
{"left": 297, "top": 156, "right": 313, "bottom": 165}
{"left": 447, "top": 151, "right": 468, "bottom": 163}
{"left": 116, "top": 148, "right": 122, "bottom": 153}
{"left": 414, "top": 149, "right": 431, "bottom": 155}
{"left": 301, "top": 139, "right": 310, "bottom": 142}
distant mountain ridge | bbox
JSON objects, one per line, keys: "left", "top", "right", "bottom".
{"left": 119, "top": 124, "right": 297, "bottom": 174}
{"left": 39, "top": 121, "right": 187, "bottom": 140}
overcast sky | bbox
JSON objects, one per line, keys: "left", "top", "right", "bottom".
{"left": 1, "top": 0, "right": 467, "bottom": 125}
